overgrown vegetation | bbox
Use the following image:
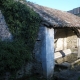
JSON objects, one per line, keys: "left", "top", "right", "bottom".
{"left": 0, "top": 0, "right": 41, "bottom": 79}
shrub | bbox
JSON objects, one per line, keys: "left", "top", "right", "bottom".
{"left": 0, "top": 0, "right": 41, "bottom": 77}
{"left": 0, "top": 39, "right": 31, "bottom": 73}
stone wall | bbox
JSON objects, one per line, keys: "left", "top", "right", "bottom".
{"left": 54, "top": 28, "right": 78, "bottom": 53}
{"left": 67, "top": 29, "right": 78, "bottom": 53}
{"left": 0, "top": 10, "right": 12, "bottom": 41}
{"left": 33, "top": 26, "right": 54, "bottom": 78}
{"left": 33, "top": 26, "right": 43, "bottom": 74}
{"left": 54, "top": 29, "right": 67, "bottom": 52}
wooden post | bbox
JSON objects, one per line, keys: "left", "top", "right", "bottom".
{"left": 41, "top": 26, "right": 54, "bottom": 79}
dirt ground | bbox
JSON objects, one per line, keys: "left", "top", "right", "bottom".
{"left": 54, "top": 53, "right": 80, "bottom": 80}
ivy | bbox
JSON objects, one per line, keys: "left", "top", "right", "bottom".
{"left": 0, "top": 0, "right": 41, "bottom": 78}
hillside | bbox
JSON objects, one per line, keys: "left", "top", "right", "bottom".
{"left": 76, "top": 14, "right": 80, "bottom": 17}
{"left": 68, "top": 7, "right": 80, "bottom": 17}
{"left": 68, "top": 7, "right": 80, "bottom": 15}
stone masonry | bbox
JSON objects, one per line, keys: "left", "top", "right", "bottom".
{"left": 0, "top": 10, "right": 12, "bottom": 41}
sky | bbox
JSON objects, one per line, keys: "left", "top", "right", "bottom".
{"left": 27, "top": 0, "right": 80, "bottom": 11}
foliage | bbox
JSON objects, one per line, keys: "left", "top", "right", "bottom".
{"left": 78, "top": 77, "right": 80, "bottom": 80}
{"left": 16, "top": 75, "right": 47, "bottom": 80}
{"left": 0, "top": 0, "right": 41, "bottom": 78}
{"left": 0, "top": 39, "right": 31, "bottom": 73}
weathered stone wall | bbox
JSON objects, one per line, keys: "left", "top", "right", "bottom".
{"left": 33, "top": 26, "right": 43, "bottom": 74}
{"left": 33, "top": 25, "right": 54, "bottom": 78}
{"left": 54, "top": 28, "right": 78, "bottom": 53}
{"left": 0, "top": 10, "right": 12, "bottom": 41}
{"left": 54, "top": 29, "right": 67, "bottom": 52}
{"left": 67, "top": 29, "right": 78, "bottom": 53}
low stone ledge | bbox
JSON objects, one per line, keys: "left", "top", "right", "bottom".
{"left": 54, "top": 49, "right": 72, "bottom": 59}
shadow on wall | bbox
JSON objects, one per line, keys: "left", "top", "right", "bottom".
{"left": 59, "top": 50, "right": 65, "bottom": 57}
{"left": 54, "top": 28, "right": 78, "bottom": 39}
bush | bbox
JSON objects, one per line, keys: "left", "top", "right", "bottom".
{"left": 0, "top": 39, "right": 31, "bottom": 73}
{"left": 0, "top": 0, "right": 41, "bottom": 77}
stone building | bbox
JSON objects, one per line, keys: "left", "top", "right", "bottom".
{"left": 27, "top": 2, "right": 80, "bottom": 79}
{"left": 1, "top": 1, "right": 80, "bottom": 79}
